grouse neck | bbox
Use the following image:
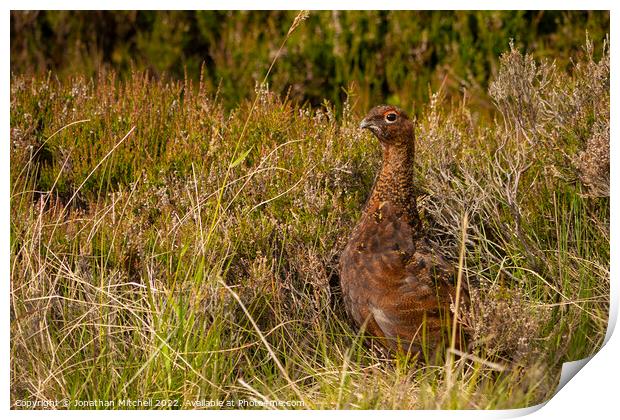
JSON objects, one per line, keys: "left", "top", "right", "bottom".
{"left": 366, "top": 141, "right": 419, "bottom": 226}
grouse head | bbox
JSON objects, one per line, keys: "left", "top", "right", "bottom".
{"left": 359, "top": 105, "right": 413, "bottom": 146}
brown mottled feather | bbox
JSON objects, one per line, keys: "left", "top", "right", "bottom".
{"left": 340, "top": 105, "right": 468, "bottom": 357}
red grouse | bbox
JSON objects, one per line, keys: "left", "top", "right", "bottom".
{"left": 339, "top": 105, "right": 467, "bottom": 358}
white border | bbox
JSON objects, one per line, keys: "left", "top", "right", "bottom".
{"left": 4, "top": 1, "right": 617, "bottom": 10}
{"left": 4, "top": 2, "right": 617, "bottom": 418}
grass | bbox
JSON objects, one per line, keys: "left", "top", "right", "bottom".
{"left": 10, "top": 16, "right": 609, "bottom": 409}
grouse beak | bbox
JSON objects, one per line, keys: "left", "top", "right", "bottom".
{"left": 359, "top": 118, "right": 372, "bottom": 130}
{"left": 360, "top": 118, "right": 381, "bottom": 137}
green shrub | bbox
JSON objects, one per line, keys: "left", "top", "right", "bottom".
{"left": 11, "top": 10, "right": 609, "bottom": 112}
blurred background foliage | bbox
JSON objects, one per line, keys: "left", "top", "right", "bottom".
{"left": 10, "top": 10, "right": 609, "bottom": 113}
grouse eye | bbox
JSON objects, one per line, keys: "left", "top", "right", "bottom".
{"left": 385, "top": 112, "right": 398, "bottom": 122}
